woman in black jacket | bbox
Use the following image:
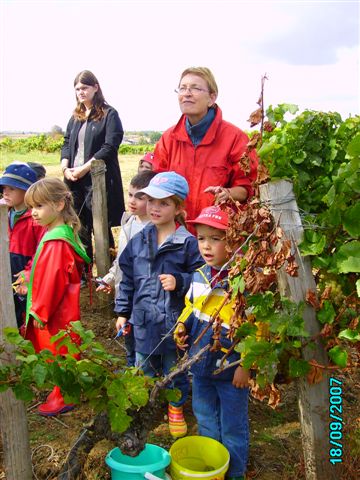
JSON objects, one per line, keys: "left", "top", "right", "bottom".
{"left": 61, "top": 70, "right": 125, "bottom": 262}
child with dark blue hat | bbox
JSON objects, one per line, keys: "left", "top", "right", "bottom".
{"left": 0, "top": 163, "right": 46, "bottom": 328}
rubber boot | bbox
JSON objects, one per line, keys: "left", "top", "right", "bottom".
{"left": 168, "top": 404, "right": 187, "bottom": 438}
{"left": 38, "top": 386, "right": 74, "bottom": 416}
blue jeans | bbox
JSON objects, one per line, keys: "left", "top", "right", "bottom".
{"left": 135, "top": 350, "right": 189, "bottom": 407}
{"left": 124, "top": 330, "right": 135, "bottom": 367}
{"left": 192, "top": 376, "right": 249, "bottom": 477}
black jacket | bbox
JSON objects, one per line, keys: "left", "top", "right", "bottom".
{"left": 61, "top": 105, "right": 125, "bottom": 226}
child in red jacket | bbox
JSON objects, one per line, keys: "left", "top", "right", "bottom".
{"left": 0, "top": 163, "right": 46, "bottom": 328}
{"left": 23, "top": 177, "right": 90, "bottom": 416}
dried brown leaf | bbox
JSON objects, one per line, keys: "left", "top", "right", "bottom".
{"left": 247, "top": 108, "right": 263, "bottom": 127}
{"left": 307, "top": 365, "right": 323, "bottom": 385}
{"left": 306, "top": 290, "right": 320, "bottom": 310}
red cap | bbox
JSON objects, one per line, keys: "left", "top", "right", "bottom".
{"left": 188, "top": 206, "right": 228, "bottom": 230}
{"left": 141, "top": 152, "right": 154, "bottom": 165}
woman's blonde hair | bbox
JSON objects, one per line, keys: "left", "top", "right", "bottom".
{"left": 179, "top": 67, "right": 218, "bottom": 96}
{"left": 73, "top": 70, "right": 107, "bottom": 122}
{"left": 25, "top": 178, "right": 81, "bottom": 234}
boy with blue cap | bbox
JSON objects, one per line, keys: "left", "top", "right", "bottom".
{"left": 0, "top": 163, "right": 46, "bottom": 328}
{"left": 115, "top": 171, "right": 203, "bottom": 437}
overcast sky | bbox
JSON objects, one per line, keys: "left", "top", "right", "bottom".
{"left": 0, "top": 0, "right": 359, "bottom": 133}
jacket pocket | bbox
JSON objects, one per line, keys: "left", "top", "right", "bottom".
{"left": 132, "top": 309, "right": 147, "bottom": 342}
{"left": 205, "top": 165, "right": 229, "bottom": 186}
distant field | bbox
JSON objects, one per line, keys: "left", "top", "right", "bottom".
{"left": 0, "top": 152, "right": 141, "bottom": 196}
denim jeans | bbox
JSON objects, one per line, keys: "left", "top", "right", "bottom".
{"left": 135, "top": 350, "right": 189, "bottom": 407}
{"left": 124, "top": 330, "right": 135, "bottom": 367}
{"left": 192, "top": 376, "right": 249, "bottom": 477}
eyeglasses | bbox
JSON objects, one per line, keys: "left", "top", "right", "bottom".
{"left": 174, "top": 86, "right": 209, "bottom": 95}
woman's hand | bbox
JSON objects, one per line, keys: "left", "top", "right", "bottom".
{"left": 204, "top": 185, "right": 248, "bottom": 203}
{"left": 63, "top": 167, "right": 78, "bottom": 182}
{"left": 204, "top": 186, "right": 231, "bottom": 203}
{"left": 70, "top": 165, "right": 90, "bottom": 180}
{"left": 158, "top": 274, "right": 176, "bottom": 291}
{"left": 232, "top": 366, "right": 250, "bottom": 388}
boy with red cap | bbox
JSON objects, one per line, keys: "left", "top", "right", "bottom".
{"left": 174, "top": 205, "right": 249, "bottom": 480}
{"left": 138, "top": 152, "right": 154, "bottom": 172}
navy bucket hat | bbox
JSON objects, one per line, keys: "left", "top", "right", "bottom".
{"left": 0, "top": 163, "right": 37, "bottom": 191}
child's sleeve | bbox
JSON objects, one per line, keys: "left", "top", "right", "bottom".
{"left": 23, "top": 223, "right": 47, "bottom": 279}
{"left": 173, "top": 236, "right": 204, "bottom": 297}
{"left": 114, "top": 241, "right": 134, "bottom": 318}
{"left": 174, "top": 282, "right": 195, "bottom": 345}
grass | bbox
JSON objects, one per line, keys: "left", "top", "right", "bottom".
{"left": 0, "top": 151, "right": 141, "bottom": 196}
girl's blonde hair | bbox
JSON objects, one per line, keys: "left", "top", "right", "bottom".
{"left": 171, "top": 195, "right": 187, "bottom": 227}
{"left": 25, "top": 178, "right": 81, "bottom": 234}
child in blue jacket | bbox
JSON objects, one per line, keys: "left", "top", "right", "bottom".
{"left": 174, "top": 206, "right": 250, "bottom": 480}
{"left": 114, "top": 171, "right": 203, "bottom": 438}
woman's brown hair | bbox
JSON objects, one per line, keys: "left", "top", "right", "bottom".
{"left": 25, "top": 178, "right": 81, "bottom": 234}
{"left": 73, "top": 70, "right": 107, "bottom": 122}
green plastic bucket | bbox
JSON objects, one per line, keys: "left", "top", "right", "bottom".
{"left": 105, "top": 443, "right": 171, "bottom": 480}
{"left": 169, "top": 436, "right": 230, "bottom": 480}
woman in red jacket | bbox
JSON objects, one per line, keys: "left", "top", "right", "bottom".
{"left": 153, "top": 67, "right": 258, "bottom": 223}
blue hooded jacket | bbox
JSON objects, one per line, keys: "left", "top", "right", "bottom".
{"left": 114, "top": 224, "right": 203, "bottom": 355}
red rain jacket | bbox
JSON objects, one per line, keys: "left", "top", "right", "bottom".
{"left": 25, "top": 240, "right": 85, "bottom": 355}
{"left": 153, "top": 106, "right": 258, "bottom": 222}
{"left": 9, "top": 209, "right": 46, "bottom": 278}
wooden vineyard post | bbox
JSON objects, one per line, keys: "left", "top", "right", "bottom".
{"left": 259, "top": 180, "right": 337, "bottom": 480}
{"left": 0, "top": 205, "right": 33, "bottom": 480}
{"left": 91, "top": 159, "right": 110, "bottom": 277}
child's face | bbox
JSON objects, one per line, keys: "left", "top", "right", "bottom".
{"left": 196, "top": 224, "right": 229, "bottom": 268}
{"left": 31, "top": 201, "right": 65, "bottom": 230}
{"left": 138, "top": 161, "right": 153, "bottom": 173}
{"left": 146, "top": 196, "right": 180, "bottom": 227}
{"left": 1, "top": 186, "right": 26, "bottom": 210}
{"left": 127, "top": 185, "right": 148, "bottom": 218}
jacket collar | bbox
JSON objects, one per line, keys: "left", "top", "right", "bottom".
{"left": 171, "top": 105, "right": 222, "bottom": 146}
{"left": 143, "top": 223, "right": 193, "bottom": 246}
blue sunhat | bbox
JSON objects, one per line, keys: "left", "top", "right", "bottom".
{"left": 0, "top": 163, "right": 37, "bottom": 191}
{"left": 136, "top": 171, "right": 189, "bottom": 200}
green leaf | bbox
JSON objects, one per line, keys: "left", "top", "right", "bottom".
{"left": 235, "top": 322, "right": 258, "bottom": 338}
{"left": 288, "top": 357, "right": 310, "bottom": 378}
{"left": 338, "top": 256, "right": 360, "bottom": 273}
{"left": 165, "top": 388, "right": 181, "bottom": 403}
{"left": 346, "top": 133, "right": 360, "bottom": 157}
{"left": 12, "top": 383, "right": 34, "bottom": 402}
{"left": 328, "top": 346, "right": 348, "bottom": 368}
{"left": 108, "top": 401, "right": 132, "bottom": 433}
{"left": 123, "top": 375, "right": 149, "bottom": 407}
{"left": 32, "top": 364, "right": 48, "bottom": 387}
{"left": 338, "top": 329, "right": 360, "bottom": 342}
{"left": 343, "top": 203, "right": 360, "bottom": 237}
{"left": 231, "top": 275, "right": 246, "bottom": 296}
{"left": 356, "top": 279, "right": 360, "bottom": 297}
{"left": 299, "top": 231, "right": 326, "bottom": 256}
{"left": 317, "top": 300, "right": 336, "bottom": 324}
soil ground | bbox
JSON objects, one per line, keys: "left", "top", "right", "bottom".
{"left": 1, "top": 285, "right": 358, "bottom": 480}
